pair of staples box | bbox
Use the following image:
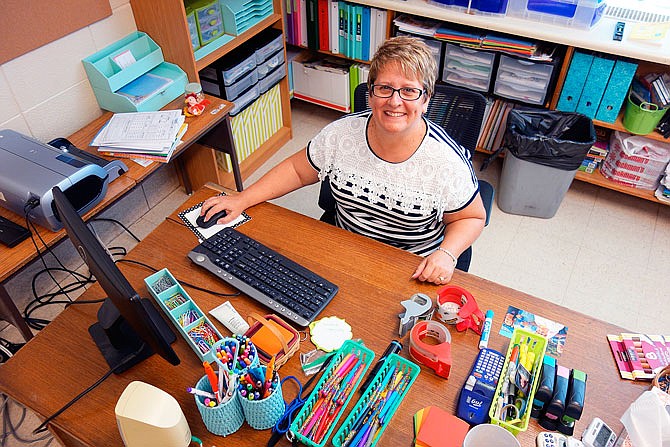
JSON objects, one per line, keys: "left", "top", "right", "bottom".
{"left": 556, "top": 50, "right": 638, "bottom": 123}
{"left": 200, "top": 29, "right": 285, "bottom": 115}
{"left": 82, "top": 32, "right": 187, "bottom": 113}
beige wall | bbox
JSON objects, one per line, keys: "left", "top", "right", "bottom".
{"left": 0, "top": 0, "right": 137, "bottom": 141}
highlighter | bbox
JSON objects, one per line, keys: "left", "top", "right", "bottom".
{"left": 478, "top": 310, "right": 494, "bottom": 349}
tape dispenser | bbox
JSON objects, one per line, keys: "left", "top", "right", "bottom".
{"left": 398, "top": 293, "right": 434, "bottom": 337}
{"left": 435, "top": 285, "right": 484, "bottom": 335}
{"left": 409, "top": 320, "right": 452, "bottom": 379}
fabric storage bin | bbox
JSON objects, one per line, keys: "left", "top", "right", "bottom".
{"left": 493, "top": 54, "right": 557, "bottom": 105}
{"left": 507, "top": 0, "right": 606, "bottom": 29}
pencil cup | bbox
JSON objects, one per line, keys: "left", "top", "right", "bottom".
{"left": 213, "top": 336, "right": 260, "bottom": 375}
{"left": 238, "top": 367, "right": 285, "bottom": 430}
{"left": 194, "top": 375, "right": 244, "bottom": 436}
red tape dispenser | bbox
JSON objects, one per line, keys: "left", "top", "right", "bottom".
{"left": 435, "top": 285, "right": 484, "bottom": 335}
{"left": 409, "top": 320, "right": 452, "bottom": 379}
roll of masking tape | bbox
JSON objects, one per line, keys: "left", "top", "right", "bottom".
{"left": 408, "top": 320, "right": 452, "bottom": 379}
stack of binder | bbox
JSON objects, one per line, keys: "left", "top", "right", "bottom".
{"left": 92, "top": 110, "right": 187, "bottom": 163}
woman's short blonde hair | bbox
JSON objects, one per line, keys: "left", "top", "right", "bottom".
{"left": 368, "top": 36, "right": 437, "bottom": 98}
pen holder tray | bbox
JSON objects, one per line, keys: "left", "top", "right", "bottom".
{"left": 290, "top": 339, "right": 375, "bottom": 447}
{"left": 145, "top": 268, "right": 224, "bottom": 363}
{"left": 332, "top": 353, "right": 420, "bottom": 447}
{"left": 488, "top": 327, "right": 548, "bottom": 435}
{"left": 194, "top": 374, "right": 245, "bottom": 436}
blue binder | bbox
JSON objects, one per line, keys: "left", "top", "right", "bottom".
{"left": 595, "top": 59, "right": 638, "bottom": 123}
{"left": 576, "top": 55, "right": 615, "bottom": 118}
{"left": 556, "top": 51, "right": 593, "bottom": 112}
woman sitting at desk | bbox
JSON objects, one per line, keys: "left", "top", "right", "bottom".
{"left": 201, "top": 36, "right": 486, "bottom": 285}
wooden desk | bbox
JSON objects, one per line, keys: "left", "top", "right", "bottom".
{"left": 0, "top": 98, "right": 237, "bottom": 341}
{"left": 0, "top": 185, "right": 646, "bottom": 447}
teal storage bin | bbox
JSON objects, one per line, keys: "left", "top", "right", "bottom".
{"left": 82, "top": 32, "right": 187, "bottom": 112}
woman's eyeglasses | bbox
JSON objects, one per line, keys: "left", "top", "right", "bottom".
{"left": 370, "top": 84, "right": 425, "bottom": 101}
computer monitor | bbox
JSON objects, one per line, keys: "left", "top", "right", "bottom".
{"left": 51, "top": 186, "right": 180, "bottom": 373}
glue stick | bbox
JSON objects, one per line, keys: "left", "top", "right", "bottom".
{"left": 478, "top": 310, "right": 494, "bottom": 349}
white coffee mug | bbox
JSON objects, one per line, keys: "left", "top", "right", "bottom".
{"left": 462, "top": 423, "right": 521, "bottom": 447}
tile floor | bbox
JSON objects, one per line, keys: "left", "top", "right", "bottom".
{"left": 1, "top": 99, "right": 668, "bottom": 446}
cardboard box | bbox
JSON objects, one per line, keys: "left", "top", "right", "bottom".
{"left": 291, "top": 52, "right": 351, "bottom": 112}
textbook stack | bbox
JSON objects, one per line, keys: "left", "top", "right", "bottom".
{"left": 579, "top": 130, "right": 610, "bottom": 174}
{"left": 283, "top": 0, "right": 387, "bottom": 61}
{"left": 93, "top": 110, "right": 186, "bottom": 163}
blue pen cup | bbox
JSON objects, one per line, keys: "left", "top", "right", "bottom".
{"left": 237, "top": 366, "right": 285, "bottom": 430}
{"left": 194, "top": 374, "right": 244, "bottom": 436}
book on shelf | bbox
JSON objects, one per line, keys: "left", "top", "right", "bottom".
{"left": 607, "top": 332, "right": 670, "bottom": 381}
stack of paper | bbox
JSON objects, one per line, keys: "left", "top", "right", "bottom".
{"left": 92, "top": 110, "right": 187, "bottom": 163}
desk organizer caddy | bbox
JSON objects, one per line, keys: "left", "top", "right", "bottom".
{"left": 488, "top": 327, "right": 548, "bottom": 435}
{"left": 289, "top": 339, "right": 375, "bottom": 447}
{"left": 188, "top": 0, "right": 226, "bottom": 46}
{"left": 82, "top": 31, "right": 187, "bottom": 112}
{"left": 144, "top": 268, "right": 224, "bottom": 363}
{"left": 332, "top": 353, "right": 420, "bottom": 447}
{"left": 220, "top": 0, "right": 274, "bottom": 35}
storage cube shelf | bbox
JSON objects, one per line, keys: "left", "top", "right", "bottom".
{"left": 82, "top": 32, "right": 187, "bottom": 112}
{"left": 144, "top": 268, "right": 225, "bottom": 363}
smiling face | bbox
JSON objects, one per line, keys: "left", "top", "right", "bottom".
{"left": 369, "top": 63, "right": 430, "bottom": 136}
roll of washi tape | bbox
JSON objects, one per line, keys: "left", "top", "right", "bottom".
{"left": 408, "top": 320, "right": 452, "bottom": 379}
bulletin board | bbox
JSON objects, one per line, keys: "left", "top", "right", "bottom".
{"left": 0, "top": 0, "right": 112, "bottom": 65}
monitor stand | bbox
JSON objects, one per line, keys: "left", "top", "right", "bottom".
{"left": 88, "top": 298, "right": 176, "bottom": 374}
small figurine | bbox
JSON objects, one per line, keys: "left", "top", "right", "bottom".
{"left": 184, "top": 92, "right": 210, "bottom": 117}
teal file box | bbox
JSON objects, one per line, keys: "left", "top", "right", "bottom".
{"left": 556, "top": 50, "right": 593, "bottom": 112}
{"left": 575, "top": 54, "right": 614, "bottom": 119}
{"left": 220, "top": 0, "right": 274, "bottom": 36}
{"left": 82, "top": 32, "right": 187, "bottom": 112}
{"left": 595, "top": 59, "right": 638, "bottom": 123}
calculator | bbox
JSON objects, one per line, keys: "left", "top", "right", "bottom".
{"left": 457, "top": 347, "right": 505, "bottom": 424}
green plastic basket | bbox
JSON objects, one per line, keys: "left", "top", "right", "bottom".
{"left": 488, "top": 328, "right": 548, "bottom": 436}
{"left": 289, "top": 340, "right": 375, "bottom": 447}
{"left": 332, "top": 353, "right": 420, "bottom": 447}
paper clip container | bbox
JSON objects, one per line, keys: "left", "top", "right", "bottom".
{"left": 238, "top": 366, "right": 285, "bottom": 429}
{"left": 488, "top": 328, "right": 548, "bottom": 435}
{"left": 332, "top": 353, "right": 420, "bottom": 447}
{"left": 144, "top": 268, "right": 224, "bottom": 363}
{"left": 194, "top": 374, "right": 245, "bottom": 436}
{"left": 289, "top": 339, "right": 375, "bottom": 447}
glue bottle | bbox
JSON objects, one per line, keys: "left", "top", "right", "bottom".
{"left": 479, "top": 310, "right": 494, "bottom": 349}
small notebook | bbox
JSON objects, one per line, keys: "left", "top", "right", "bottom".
{"left": 178, "top": 192, "right": 250, "bottom": 241}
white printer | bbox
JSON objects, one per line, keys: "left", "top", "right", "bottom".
{"left": 0, "top": 129, "right": 127, "bottom": 231}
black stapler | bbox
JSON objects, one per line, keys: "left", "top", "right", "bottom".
{"left": 48, "top": 137, "right": 128, "bottom": 183}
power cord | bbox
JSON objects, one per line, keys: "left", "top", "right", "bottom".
{"left": 1, "top": 394, "right": 55, "bottom": 447}
{"left": 32, "top": 344, "right": 146, "bottom": 435}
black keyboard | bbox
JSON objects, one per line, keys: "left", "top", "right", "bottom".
{"left": 188, "top": 227, "right": 338, "bottom": 326}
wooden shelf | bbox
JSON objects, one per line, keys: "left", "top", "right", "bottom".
{"left": 574, "top": 168, "right": 668, "bottom": 205}
{"left": 593, "top": 114, "right": 668, "bottom": 144}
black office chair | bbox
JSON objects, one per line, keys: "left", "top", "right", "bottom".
{"left": 318, "top": 82, "right": 494, "bottom": 271}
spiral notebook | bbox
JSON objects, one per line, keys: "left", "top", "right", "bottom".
{"left": 178, "top": 192, "right": 251, "bottom": 241}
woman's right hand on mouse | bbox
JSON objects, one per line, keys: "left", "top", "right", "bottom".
{"left": 200, "top": 194, "right": 246, "bottom": 225}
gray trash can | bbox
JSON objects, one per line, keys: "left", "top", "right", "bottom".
{"left": 493, "top": 109, "right": 596, "bottom": 219}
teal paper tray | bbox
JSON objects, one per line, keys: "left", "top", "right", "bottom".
{"left": 289, "top": 340, "right": 375, "bottom": 447}
{"left": 332, "top": 353, "right": 420, "bottom": 447}
{"left": 144, "top": 268, "right": 224, "bottom": 363}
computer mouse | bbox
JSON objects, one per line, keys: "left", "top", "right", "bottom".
{"left": 196, "top": 210, "right": 227, "bottom": 229}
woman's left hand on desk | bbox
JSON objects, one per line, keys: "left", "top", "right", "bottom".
{"left": 411, "top": 251, "right": 456, "bottom": 285}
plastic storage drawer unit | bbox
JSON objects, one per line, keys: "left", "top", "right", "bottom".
{"left": 191, "top": 0, "right": 225, "bottom": 45}
{"left": 199, "top": 46, "right": 257, "bottom": 90}
{"left": 443, "top": 44, "right": 496, "bottom": 92}
{"left": 229, "top": 84, "right": 261, "bottom": 116}
{"left": 493, "top": 54, "right": 557, "bottom": 105}
{"left": 257, "top": 49, "right": 285, "bottom": 78}
{"left": 252, "top": 28, "right": 284, "bottom": 65}
{"left": 430, "top": 0, "right": 508, "bottom": 14}
{"left": 201, "top": 68, "right": 259, "bottom": 100}
{"left": 258, "top": 64, "right": 286, "bottom": 93}
{"left": 507, "top": 0, "right": 606, "bottom": 29}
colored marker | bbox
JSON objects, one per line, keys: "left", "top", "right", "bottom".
{"left": 479, "top": 310, "right": 494, "bottom": 349}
